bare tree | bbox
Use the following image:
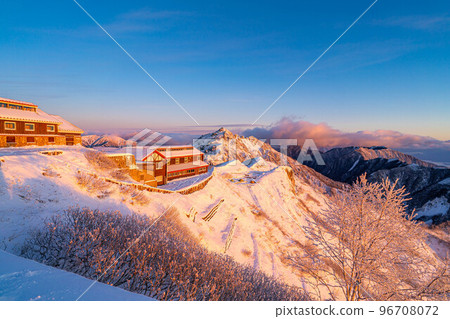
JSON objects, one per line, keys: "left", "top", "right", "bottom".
{"left": 291, "top": 175, "right": 448, "bottom": 300}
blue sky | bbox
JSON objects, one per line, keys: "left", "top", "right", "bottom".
{"left": 0, "top": 0, "right": 449, "bottom": 140}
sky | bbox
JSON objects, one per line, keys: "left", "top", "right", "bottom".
{"left": 0, "top": 0, "right": 449, "bottom": 142}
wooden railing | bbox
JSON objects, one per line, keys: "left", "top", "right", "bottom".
{"left": 177, "top": 174, "right": 214, "bottom": 195}
{"left": 80, "top": 170, "right": 214, "bottom": 195}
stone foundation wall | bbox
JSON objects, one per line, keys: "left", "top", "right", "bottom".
{"left": 55, "top": 136, "right": 66, "bottom": 145}
{"left": 74, "top": 136, "right": 82, "bottom": 145}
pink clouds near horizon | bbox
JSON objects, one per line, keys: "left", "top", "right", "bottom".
{"left": 242, "top": 118, "right": 450, "bottom": 150}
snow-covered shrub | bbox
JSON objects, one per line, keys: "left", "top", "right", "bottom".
{"left": 84, "top": 150, "right": 117, "bottom": 171}
{"left": 241, "top": 249, "right": 252, "bottom": 257}
{"left": 110, "top": 169, "right": 128, "bottom": 180}
{"left": 84, "top": 151, "right": 130, "bottom": 182}
{"left": 119, "top": 185, "right": 149, "bottom": 205}
{"left": 22, "top": 208, "right": 307, "bottom": 301}
{"left": 75, "top": 171, "right": 111, "bottom": 196}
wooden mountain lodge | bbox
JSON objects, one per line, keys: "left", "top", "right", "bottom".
{"left": 139, "top": 145, "right": 209, "bottom": 186}
{"left": 0, "top": 97, "right": 83, "bottom": 147}
{"left": 106, "top": 145, "right": 209, "bottom": 186}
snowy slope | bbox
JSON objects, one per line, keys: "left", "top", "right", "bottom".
{"left": 195, "top": 128, "right": 342, "bottom": 190}
{"left": 0, "top": 250, "right": 152, "bottom": 301}
{"left": 0, "top": 139, "right": 446, "bottom": 300}
{"left": 0, "top": 146, "right": 139, "bottom": 252}
{"left": 0, "top": 144, "right": 329, "bottom": 290}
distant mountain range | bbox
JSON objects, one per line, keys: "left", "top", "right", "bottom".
{"left": 295, "top": 146, "right": 437, "bottom": 183}
{"left": 82, "top": 135, "right": 127, "bottom": 148}
{"left": 298, "top": 146, "right": 449, "bottom": 224}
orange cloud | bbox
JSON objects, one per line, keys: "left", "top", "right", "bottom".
{"left": 242, "top": 118, "right": 450, "bottom": 150}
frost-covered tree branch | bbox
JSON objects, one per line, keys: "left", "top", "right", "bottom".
{"left": 290, "top": 175, "right": 448, "bottom": 301}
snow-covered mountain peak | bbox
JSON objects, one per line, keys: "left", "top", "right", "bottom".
{"left": 196, "top": 128, "right": 342, "bottom": 191}
{"left": 198, "top": 127, "right": 236, "bottom": 141}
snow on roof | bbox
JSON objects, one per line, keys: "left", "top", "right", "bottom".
{"left": 0, "top": 97, "right": 37, "bottom": 107}
{"left": 167, "top": 161, "right": 208, "bottom": 173}
{"left": 158, "top": 147, "right": 203, "bottom": 158}
{"left": 158, "top": 145, "right": 194, "bottom": 150}
{"left": 106, "top": 153, "right": 135, "bottom": 157}
{"left": 48, "top": 114, "right": 84, "bottom": 133}
{"left": 141, "top": 146, "right": 204, "bottom": 161}
{"left": 0, "top": 107, "right": 61, "bottom": 124}
{"left": 0, "top": 106, "right": 84, "bottom": 133}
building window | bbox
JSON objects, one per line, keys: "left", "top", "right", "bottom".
{"left": 0, "top": 103, "right": 7, "bottom": 108}
{"left": 9, "top": 104, "right": 22, "bottom": 110}
{"left": 23, "top": 106, "right": 35, "bottom": 112}
{"left": 175, "top": 158, "right": 180, "bottom": 164}
{"left": 5, "top": 122, "right": 16, "bottom": 130}
{"left": 47, "top": 125, "right": 55, "bottom": 132}
{"left": 25, "top": 123, "right": 35, "bottom": 131}
{"left": 48, "top": 137, "right": 55, "bottom": 143}
{"left": 6, "top": 136, "right": 15, "bottom": 144}
{"left": 27, "top": 137, "right": 35, "bottom": 143}
{"left": 156, "top": 162, "right": 163, "bottom": 170}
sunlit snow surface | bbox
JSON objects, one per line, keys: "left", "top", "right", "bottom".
{"left": 0, "top": 142, "right": 447, "bottom": 300}
{"left": 0, "top": 146, "right": 322, "bottom": 289}
{"left": 0, "top": 250, "right": 152, "bottom": 301}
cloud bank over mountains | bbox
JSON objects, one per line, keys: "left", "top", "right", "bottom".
{"left": 242, "top": 118, "right": 450, "bottom": 151}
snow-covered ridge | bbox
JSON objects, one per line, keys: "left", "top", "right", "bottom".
{"left": 196, "top": 127, "right": 343, "bottom": 190}
{"left": 300, "top": 145, "right": 450, "bottom": 224}
{"left": 356, "top": 146, "right": 436, "bottom": 167}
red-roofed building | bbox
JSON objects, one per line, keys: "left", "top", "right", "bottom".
{"left": 0, "top": 97, "right": 84, "bottom": 147}
{"left": 140, "top": 145, "right": 209, "bottom": 185}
